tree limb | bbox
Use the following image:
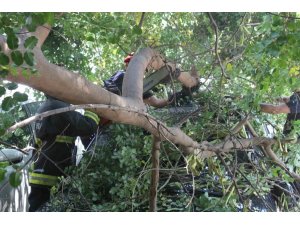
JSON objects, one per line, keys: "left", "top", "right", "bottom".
{"left": 207, "top": 12, "right": 228, "bottom": 79}
{"left": 138, "top": 12, "right": 146, "bottom": 28}
{"left": 263, "top": 145, "right": 300, "bottom": 182}
{"left": 149, "top": 136, "right": 160, "bottom": 212}
{"left": 34, "top": 24, "right": 52, "bottom": 48}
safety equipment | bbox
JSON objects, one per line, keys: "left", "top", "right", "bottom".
{"left": 124, "top": 52, "right": 134, "bottom": 65}
{"left": 28, "top": 98, "right": 100, "bottom": 211}
{"left": 29, "top": 172, "right": 59, "bottom": 186}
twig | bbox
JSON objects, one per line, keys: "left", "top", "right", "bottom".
{"left": 138, "top": 12, "right": 146, "bottom": 28}
{"left": 207, "top": 12, "right": 228, "bottom": 80}
{"left": 245, "top": 121, "right": 259, "bottom": 137}
{"left": 225, "top": 116, "right": 250, "bottom": 140}
{"left": 0, "top": 140, "right": 29, "bottom": 155}
{"left": 235, "top": 167, "right": 276, "bottom": 211}
{"left": 267, "top": 12, "right": 300, "bottom": 20}
{"left": 263, "top": 145, "right": 300, "bottom": 182}
{"left": 224, "top": 13, "right": 248, "bottom": 48}
{"left": 216, "top": 153, "right": 244, "bottom": 202}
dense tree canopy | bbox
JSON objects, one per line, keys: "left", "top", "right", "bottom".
{"left": 1, "top": 12, "right": 300, "bottom": 212}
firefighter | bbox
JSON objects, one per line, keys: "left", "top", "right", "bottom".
{"left": 104, "top": 53, "right": 171, "bottom": 108}
{"left": 28, "top": 95, "right": 100, "bottom": 211}
{"left": 260, "top": 89, "right": 300, "bottom": 143}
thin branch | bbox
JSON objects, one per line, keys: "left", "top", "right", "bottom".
{"left": 138, "top": 12, "right": 146, "bottom": 28}
{"left": 207, "top": 12, "right": 228, "bottom": 80}
{"left": 267, "top": 12, "right": 300, "bottom": 20}
{"left": 6, "top": 103, "right": 169, "bottom": 135}
{"left": 0, "top": 139, "right": 29, "bottom": 155}
{"left": 235, "top": 166, "right": 276, "bottom": 211}
{"left": 245, "top": 121, "right": 259, "bottom": 137}
{"left": 225, "top": 116, "right": 250, "bottom": 140}
{"left": 263, "top": 145, "right": 300, "bottom": 182}
{"left": 216, "top": 153, "right": 244, "bottom": 202}
{"left": 224, "top": 13, "right": 247, "bottom": 48}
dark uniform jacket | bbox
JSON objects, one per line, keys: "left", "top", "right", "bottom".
{"left": 104, "top": 70, "right": 153, "bottom": 99}
{"left": 284, "top": 92, "right": 300, "bottom": 135}
{"left": 29, "top": 98, "right": 99, "bottom": 187}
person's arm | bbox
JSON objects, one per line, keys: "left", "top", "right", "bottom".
{"left": 143, "top": 96, "right": 169, "bottom": 108}
{"left": 260, "top": 103, "right": 291, "bottom": 114}
{"left": 62, "top": 110, "right": 100, "bottom": 137}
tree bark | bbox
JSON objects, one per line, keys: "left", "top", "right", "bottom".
{"left": 0, "top": 25, "right": 200, "bottom": 155}
{"left": 149, "top": 136, "right": 160, "bottom": 212}
{"left": 2, "top": 24, "right": 300, "bottom": 185}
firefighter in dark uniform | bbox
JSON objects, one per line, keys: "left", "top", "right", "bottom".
{"left": 28, "top": 95, "right": 100, "bottom": 212}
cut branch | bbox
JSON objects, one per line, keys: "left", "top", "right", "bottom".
{"left": 138, "top": 12, "right": 146, "bottom": 28}
{"left": 263, "top": 145, "right": 300, "bottom": 182}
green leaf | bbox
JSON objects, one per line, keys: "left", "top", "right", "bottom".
{"left": 24, "top": 51, "right": 34, "bottom": 66}
{"left": 132, "top": 25, "right": 142, "bottom": 35}
{"left": 26, "top": 13, "right": 46, "bottom": 32}
{"left": 13, "top": 92, "right": 28, "bottom": 102}
{"left": 0, "top": 128, "right": 4, "bottom": 136}
{"left": 7, "top": 33, "right": 19, "bottom": 50}
{"left": 0, "top": 67, "right": 9, "bottom": 78}
{"left": 0, "top": 86, "right": 6, "bottom": 96}
{"left": 11, "top": 50, "right": 23, "bottom": 66}
{"left": 86, "top": 35, "right": 95, "bottom": 42}
{"left": 4, "top": 27, "right": 14, "bottom": 36}
{"left": 1, "top": 96, "right": 15, "bottom": 111}
{"left": 226, "top": 63, "right": 233, "bottom": 72}
{"left": 26, "top": 20, "right": 37, "bottom": 32}
{"left": 0, "top": 162, "right": 10, "bottom": 167}
{"left": 43, "top": 12, "right": 55, "bottom": 25}
{"left": 0, "top": 53, "right": 9, "bottom": 66}
{"left": 0, "top": 169, "right": 6, "bottom": 182}
{"left": 5, "top": 82, "right": 18, "bottom": 90}
{"left": 24, "top": 36, "right": 38, "bottom": 49}
{"left": 9, "top": 171, "right": 22, "bottom": 188}
{"left": 1, "top": 16, "right": 10, "bottom": 26}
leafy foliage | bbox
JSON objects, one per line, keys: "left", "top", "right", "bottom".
{"left": 1, "top": 12, "right": 300, "bottom": 211}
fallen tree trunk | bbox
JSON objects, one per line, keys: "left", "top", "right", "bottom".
{"left": 2, "top": 24, "right": 300, "bottom": 183}
{"left": 0, "top": 25, "right": 200, "bottom": 154}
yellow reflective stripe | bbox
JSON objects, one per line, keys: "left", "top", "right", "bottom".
{"left": 35, "top": 138, "right": 42, "bottom": 147}
{"left": 84, "top": 110, "right": 100, "bottom": 124}
{"left": 29, "top": 172, "right": 59, "bottom": 186}
{"left": 55, "top": 135, "right": 75, "bottom": 144}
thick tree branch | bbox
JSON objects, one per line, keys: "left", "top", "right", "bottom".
{"left": 5, "top": 103, "right": 199, "bottom": 155}
{"left": 149, "top": 136, "right": 160, "bottom": 212}
{"left": 34, "top": 24, "right": 52, "bottom": 48}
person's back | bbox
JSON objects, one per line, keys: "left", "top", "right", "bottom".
{"left": 283, "top": 92, "right": 300, "bottom": 138}
{"left": 28, "top": 96, "right": 99, "bottom": 211}
{"left": 260, "top": 91, "right": 300, "bottom": 142}
{"left": 103, "top": 70, "right": 125, "bottom": 95}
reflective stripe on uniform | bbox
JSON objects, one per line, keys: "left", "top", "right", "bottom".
{"left": 29, "top": 172, "right": 59, "bottom": 186}
{"left": 84, "top": 110, "right": 100, "bottom": 124}
{"left": 35, "top": 138, "right": 42, "bottom": 148}
{"left": 55, "top": 135, "right": 75, "bottom": 144}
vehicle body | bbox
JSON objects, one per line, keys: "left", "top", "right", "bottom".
{"left": 0, "top": 102, "right": 42, "bottom": 212}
